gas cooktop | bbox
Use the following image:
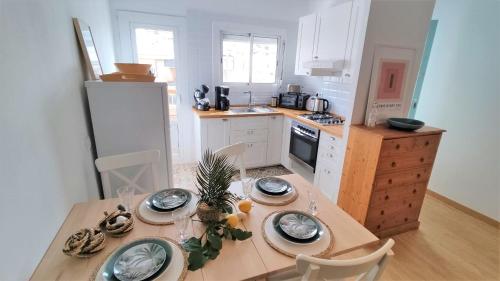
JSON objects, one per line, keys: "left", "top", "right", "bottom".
{"left": 298, "top": 112, "right": 345, "bottom": 125}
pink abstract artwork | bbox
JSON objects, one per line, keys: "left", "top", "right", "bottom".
{"left": 376, "top": 60, "right": 407, "bottom": 100}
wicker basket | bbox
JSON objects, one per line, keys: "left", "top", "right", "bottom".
{"left": 196, "top": 203, "right": 222, "bottom": 222}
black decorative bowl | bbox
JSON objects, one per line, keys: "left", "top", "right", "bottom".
{"left": 387, "top": 118, "right": 425, "bottom": 131}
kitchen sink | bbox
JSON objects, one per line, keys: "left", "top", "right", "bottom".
{"left": 229, "top": 106, "right": 276, "bottom": 114}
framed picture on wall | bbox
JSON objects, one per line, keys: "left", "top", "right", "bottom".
{"left": 73, "top": 18, "right": 103, "bottom": 80}
{"left": 365, "top": 46, "right": 417, "bottom": 125}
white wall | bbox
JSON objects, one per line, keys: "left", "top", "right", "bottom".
{"left": 415, "top": 0, "right": 500, "bottom": 220}
{"left": 0, "top": 0, "right": 115, "bottom": 279}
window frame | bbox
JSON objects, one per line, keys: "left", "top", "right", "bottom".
{"left": 212, "top": 22, "right": 286, "bottom": 93}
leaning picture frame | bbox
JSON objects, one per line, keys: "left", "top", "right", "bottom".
{"left": 365, "top": 45, "right": 417, "bottom": 125}
{"left": 73, "top": 18, "right": 103, "bottom": 80}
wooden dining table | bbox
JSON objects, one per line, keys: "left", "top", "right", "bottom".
{"left": 31, "top": 173, "right": 378, "bottom": 281}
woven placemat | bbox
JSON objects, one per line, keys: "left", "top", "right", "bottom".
{"left": 249, "top": 187, "right": 299, "bottom": 206}
{"left": 135, "top": 191, "right": 198, "bottom": 225}
{"left": 261, "top": 210, "right": 335, "bottom": 258}
{"left": 89, "top": 236, "right": 188, "bottom": 281}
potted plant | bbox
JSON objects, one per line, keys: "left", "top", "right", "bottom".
{"left": 195, "top": 150, "right": 238, "bottom": 222}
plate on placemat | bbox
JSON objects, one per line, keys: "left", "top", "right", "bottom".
{"left": 102, "top": 238, "right": 172, "bottom": 281}
{"left": 136, "top": 192, "right": 198, "bottom": 225}
{"left": 92, "top": 237, "right": 188, "bottom": 281}
{"left": 272, "top": 211, "right": 323, "bottom": 244}
{"left": 256, "top": 177, "right": 293, "bottom": 196}
{"left": 147, "top": 189, "right": 191, "bottom": 212}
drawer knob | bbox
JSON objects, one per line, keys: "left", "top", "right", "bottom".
{"left": 404, "top": 217, "right": 408, "bottom": 222}
{"left": 330, "top": 137, "right": 336, "bottom": 141}
{"left": 425, "top": 141, "right": 430, "bottom": 146}
{"left": 377, "top": 225, "right": 381, "bottom": 230}
{"left": 388, "top": 179, "right": 393, "bottom": 184}
{"left": 420, "top": 157, "right": 425, "bottom": 162}
{"left": 417, "top": 173, "right": 421, "bottom": 179}
{"left": 385, "top": 195, "right": 389, "bottom": 200}
{"left": 413, "top": 189, "right": 417, "bottom": 194}
{"left": 391, "top": 162, "right": 396, "bottom": 167}
{"left": 408, "top": 203, "right": 413, "bottom": 208}
{"left": 395, "top": 144, "right": 400, "bottom": 149}
{"left": 380, "top": 210, "right": 385, "bottom": 215}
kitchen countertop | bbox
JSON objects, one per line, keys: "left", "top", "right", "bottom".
{"left": 192, "top": 107, "right": 344, "bottom": 138}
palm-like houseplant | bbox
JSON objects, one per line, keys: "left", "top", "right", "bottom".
{"left": 195, "top": 150, "right": 238, "bottom": 222}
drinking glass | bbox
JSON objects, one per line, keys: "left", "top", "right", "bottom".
{"left": 241, "top": 177, "right": 254, "bottom": 199}
{"left": 117, "top": 186, "right": 135, "bottom": 211}
{"left": 307, "top": 190, "right": 318, "bottom": 216}
{"left": 172, "top": 208, "right": 190, "bottom": 243}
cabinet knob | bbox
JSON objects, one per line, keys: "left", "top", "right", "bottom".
{"left": 413, "top": 189, "right": 417, "bottom": 194}
{"left": 384, "top": 195, "right": 389, "bottom": 200}
{"left": 330, "top": 137, "right": 336, "bottom": 141}
{"left": 396, "top": 144, "right": 400, "bottom": 150}
{"left": 271, "top": 116, "right": 276, "bottom": 119}
{"left": 391, "top": 162, "right": 396, "bottom": 167}
{"left": 344, "top": 73, "right": 351, "bottom": 77}
{"left": 380, "top": 210, "right": 385, "bottom": 215}
{"left": 306, "top": 72, "right": 310, "bottom": 75}
{"left": 408, "top": 203, "right": 413, "bottom": 208}
{"left": 314, "top": 56, "right": 319, "bottom": 59}
{"left": 425, "top": 141, "right": 430, "bottom": 146}
{"left": 417, "top": 173, "right": 421, "bottom": 179}
{"left": 222, "top": 118, "right": 228, "bottom": 122}
{"left": 404, "top": 217, "right": 408, "bottom": 222}
{"left": 420, "top": 157, "right": 425, "bottom": 163}
{"left": 388, "top": 179, "right": 393, "bottom": 184}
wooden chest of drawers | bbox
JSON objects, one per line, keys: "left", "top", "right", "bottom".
{"left": 338, "top": 125, "right": 445, "bottom": 237}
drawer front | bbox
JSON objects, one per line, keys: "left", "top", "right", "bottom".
{"left": 370, "top": 183, "right": 427, "bottom": 207}
{"left": 230, "top": 129, "right": 268, "bottom": 143}
{"left": 230, "top": 116, "right": 268, "bottom": 130}
{"left": 365, "top": 198, "right": 423, "bottom": 232}
{"left": 377, "top": 149, "right": 438, "bottom": 173}
{"left": 374, "top": 165, "right": 432, "bottom": 191}
{"left": 380, "top": 134, "right": 441, "bottom": 157}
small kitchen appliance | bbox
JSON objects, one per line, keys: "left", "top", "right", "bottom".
{"left": 193, "top": 84, "right": 210, "bottom": 111}
{"left": 214, "top": 86, "right": 229, "bottom": 110}
{"left": 299, "top": 112, "right": 344, "bottom": 125}
{"left": 278, "top": 93, "right": 310, "bottom": 110}
{"left": 306, "top": 95, "right": 330, "bottom": 113}
{"left": 289, "top": 120, "right": 320, "bottom": 171}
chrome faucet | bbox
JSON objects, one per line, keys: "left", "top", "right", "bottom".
{"left": 243, "top": 91, "right": 252, "bottom": 108}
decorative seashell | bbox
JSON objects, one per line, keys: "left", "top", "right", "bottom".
{"left": 99, "top": 205, "right": 134, "bottom": 237}
{"left": 63, "top": 228, "right": 106, "bottom": 258}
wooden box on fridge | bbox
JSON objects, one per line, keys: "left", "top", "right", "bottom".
{"left": 338, "top": 125, "right": 445, "bottom": 237}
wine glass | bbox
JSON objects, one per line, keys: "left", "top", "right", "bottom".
{"left": 241, "top": 177, "right": 254, "bottom": 199}
{"left": 307, "top": 190, "right": 318, "bottom": 216}
{"left": 172, "top": 208, "right": 190, "bottom": 243}
{"left": 117, "top": 186, "right": 135, "bottom": 211}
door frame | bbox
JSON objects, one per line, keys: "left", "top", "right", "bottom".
{"left": 116, "top": 11, "right": 193, "bottom": 163}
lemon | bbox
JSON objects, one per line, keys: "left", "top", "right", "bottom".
{"left": 238, "top": 199, "right": 252, "bottom": 213}
{"left": 225, "top": 213, "right": 239, "bottom": 227}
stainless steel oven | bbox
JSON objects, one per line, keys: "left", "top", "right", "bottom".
{"left": 289, "top": 121, "right": 319, "bottom": 171}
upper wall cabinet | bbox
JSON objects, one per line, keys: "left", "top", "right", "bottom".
{"left": 295, "top": 1, "right": 356, "bottom": 77}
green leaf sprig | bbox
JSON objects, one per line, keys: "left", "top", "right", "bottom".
{"left": 182, "top": 219, "right": 252, "bottom": 271}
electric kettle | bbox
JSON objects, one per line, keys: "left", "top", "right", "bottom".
{"left": 306, "top": 96, "right": 330, "bottom": 112}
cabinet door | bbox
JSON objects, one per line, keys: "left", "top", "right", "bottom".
{"left": 315, "top": 162, "right": 341, "bottom": 203}
{"left": 201, "top": 118, "right": 230, "bottom": 153}
{"left": 281, "top": 117, "right": 293, "bottom": 169}
{"left": 267, "top": 116, "right": 283, "bottom": 165}
{"left": 245, "top": 142, "right": 268, "bottom": 168}
{"left": 314, "top": 1, "right": 352, "bottom": 63}
{"left": 295, "top": 13, "right": 317, "bottom": 75}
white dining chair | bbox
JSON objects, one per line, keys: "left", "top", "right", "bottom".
{"left": 95, "top": 150, "right": 161, "bottom": 198}
{"left": 214, "top": 142, "right": 247, "bottom": 179}
{"left": 267, "top": 239, "right": 395, "bottom": 281}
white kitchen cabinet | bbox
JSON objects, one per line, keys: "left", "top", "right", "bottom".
{"left": 85, "top": 81, "right": 173, "bottom": 195}
{"left": 280, "top": 117, "right": 293, "bottom": 169}
{"left": 294, "top": 0, "right": 356, "bottom": 77}
{"left": 267, "top": 115, "right": 284, "bottom": 165}
{"left": 295, "top": 13, "right": 317, "bottom": 75}
{"left": 314, "top": 132, "right": 343, "bottom": 202}
{"left": 194, "top": 115, "right": 283, "bottom": 168}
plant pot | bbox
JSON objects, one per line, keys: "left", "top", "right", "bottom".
{"left": 196, "top": 203, "right": 222, "bottom": 222}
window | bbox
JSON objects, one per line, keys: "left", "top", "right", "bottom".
{"left": 221, "top": 33, "right": 279, "bottom": 84}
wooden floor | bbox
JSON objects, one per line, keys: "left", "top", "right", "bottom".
{"left": 337, "top": 195, "right": 499, "bottom": 280}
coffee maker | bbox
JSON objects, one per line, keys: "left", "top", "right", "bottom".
{"left": 193, "top": 84, "right": 210, "bottom": 111}
{"left": 215, "top": 86, "right": 230, "bottom": 111}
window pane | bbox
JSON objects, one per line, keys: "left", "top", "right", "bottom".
{"left": 222, "top": 34, "right": 250, "bottom": 83}
{"left": 251, "top": 36, "right": 278, "bottom": 83}
{"left": 135, "top": 28, "right": 176, "bottom": 84}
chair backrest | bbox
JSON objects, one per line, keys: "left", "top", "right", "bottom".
{"left": 214, "top": 142, "right": 246, "bottom": 179}
{"left": 95, "top": 150, "right": 161, "bottom": 198}
{"left": 295, "top": 239, "right": 395, "bottom": 281}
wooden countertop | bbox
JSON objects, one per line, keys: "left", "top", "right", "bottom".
{"left": 193, "top": 107, "right": 344, "bottom": 138}
{"left": 31, "top": 174, "right": 378, "bottom": 281}
{"left": 350, "top": 124, "right": 446, "bottom": 139}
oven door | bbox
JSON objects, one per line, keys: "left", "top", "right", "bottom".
{"left": 289, "top": 128, "right": 319, "bottom": 170}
